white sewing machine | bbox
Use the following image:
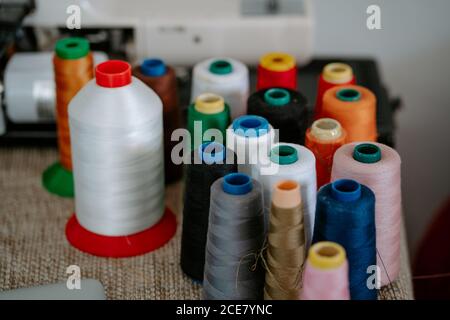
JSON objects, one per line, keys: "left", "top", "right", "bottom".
{"left": 24, "top": 0, "right": 314, "bottom": 65}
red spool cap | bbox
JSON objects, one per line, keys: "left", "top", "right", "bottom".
{"left": 96, "top": 60, "right": 132, "bottom": 88}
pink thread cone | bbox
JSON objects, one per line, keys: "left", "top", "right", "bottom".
{"left": 301, "top": 242, "right": 350, "bottom": 300}
{"left": 331, "top": 142, "right": 402, "bottom": 286}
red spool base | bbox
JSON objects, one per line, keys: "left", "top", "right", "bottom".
{"left": 65, "top": 208, "right": 177, "bottom": 257}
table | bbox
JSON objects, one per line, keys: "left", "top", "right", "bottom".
{"left": 0, "top": 148, "right": 413, "bottom": 299}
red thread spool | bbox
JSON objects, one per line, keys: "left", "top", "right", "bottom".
{"left": 256, "top": 52, "right": 297, "bottom": 90}
{"left": 314, "top": 63, "right": 355, "bottom": 120}
{"left": 305, "top": 118, "right": 347, "bottom": 188}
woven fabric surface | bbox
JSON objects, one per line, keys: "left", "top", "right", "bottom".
{"left": 0, "top": 148, "right": 413, "bottom": 299}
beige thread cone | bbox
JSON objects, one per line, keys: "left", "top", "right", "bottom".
{"left": 264, "top": 180, "right": 306, "bottom": 300}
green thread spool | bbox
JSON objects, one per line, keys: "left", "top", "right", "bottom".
{"left": 187, "top": 93, "right": 231, "bottom": 150}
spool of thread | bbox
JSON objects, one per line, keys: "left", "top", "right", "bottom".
{"left": 314, "top": 62, "right": 355, "bottom": 119}
{"left": 254, "top": 143, "right": 316, "bottom": 247}
{"left": 65, "top": 60, "right": 177, "bottom": 257}
{"left": 301, "top": 241, "right": 350, "bottom": 300}
{"left": 305, "top": 118, "right": 347, "bottom": 188}
{"left": 313, "top": 179, "right": 377, "bottom": 300}
{"left": 42, "top": 37, "right": 94, "bottom": 197}
{"left": 4, "top": 52, "right": 108, "bottom": 123}
{"left": 247, "top": 88, "right": 308, "bottom": 144}
{"left": 256, "top": 52, "right": 297, "bottom": 90}
{"left": 133, "top": 58, "right": 182, "bottom": 184}
{"left": 226, "top": 115, "right": 275, "bottom": 177}
{"left": 322, "top": 85, "right": 377, "bottom": 142}
{"left": 180, "top": 142, "right": 237, "bottom": 282}
{"left": 264, "top": 180, "right": 305, "bottom": 300}
{"left": 331, "top": 142, "right": 402, "bottom": 286}
{"left": 187, "top": 93, "right": 231, "bottom": 151}
{"left": 191, "top": 58, "right": 249, "bottom": 119}
{"left": 203, "top": 173, "right": 265, "bottom": 300}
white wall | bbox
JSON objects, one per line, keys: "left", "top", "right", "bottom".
{"left": 313, "top": 0, "right": 450, "bottom": 255}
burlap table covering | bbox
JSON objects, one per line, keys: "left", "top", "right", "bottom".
{"left": 0, "top": 148, "right": 413, "bottom": 299}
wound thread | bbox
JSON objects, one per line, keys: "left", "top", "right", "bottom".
{"left": 226, "top": 115, "right": 275, "bottom": 177}
{"left": 332, "top": 142, "right": 402, "bottom": 286}
{"left": 42, "top": 37, "right": 93, "bottom": 197}
{"left": 313, "top": 179, "right": 377, "bottom": 300}
{"left": 301, "top": 241, "right": 350, "bottom": 300}
{"left": 305, "top": 118, "right": 347, "bottom": 188}
{"left": 203, "top": 174, "right": 265, "bottom": 300}
{"left": 66, "top": 59, "right": 177, "bottom": 257}
{"left": 247, "top": 87, "right": 308, "bottom": 145}
{"left": 180, "top": 143, "right": 237, "bottom": 282}
{"left": 254, "top": 143, "right": 317, "bottom": 249}
{"left": 133, "top": 58, "right": 182, "bottom": 184}
{"left": 322, "top": 84, "right": 377, "bottom": 142}
{"left": 314, "top": 62, "right": 355, "bottom": 120}
{"left": 187, "top": 93, "right": 230, "bottom": 151}
{"left": 264, "top": 180, "right": 305, "bottom": 300}
{"left": 257, "top": 52, "right": 297, "bottom": 90}
{"left": 191, "top": 57, "right": 249, "bottom": 119}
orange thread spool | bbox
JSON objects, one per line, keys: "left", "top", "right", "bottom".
{"left": 305, "top": 118, "right": 347, "bottom": 188}
{"left": 321, "top": 85, "right": 377, "bottom": 142}
{"left": 54, "top": 38, "right": 94, "bottom": 170}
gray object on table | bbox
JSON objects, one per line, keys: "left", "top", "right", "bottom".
{"left": 0, "top": 279, "right": 106, "bottom": 300}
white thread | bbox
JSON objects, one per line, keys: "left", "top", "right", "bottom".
{"left": 254, "top": 143, "right": 317, "bottom": 248}
{"left": 191, "top": 57, "right": 249, "bottom": 119}
{"left": 69, "top": 77, "right": 164, "bottom": 236}
{"left": 226, "top": 125, "right": 275, "bottom": 178}
{"left": 4, "top": 52, "right": 107, "bottom": 123}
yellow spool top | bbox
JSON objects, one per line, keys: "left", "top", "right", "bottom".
{"left": 260, "top": 52, "right": 296, "bottom": 72}
{"left": 322, "top": 63, "right": 353, "bottom": 84}
{"left": 308, "top": 241, "right": 346, "bottom": 269}
{"left": 310, "top": 118, "right": 343, "bottom": 141}
{"left": 194, "top": 93, "right": 225, "bottom": 114}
